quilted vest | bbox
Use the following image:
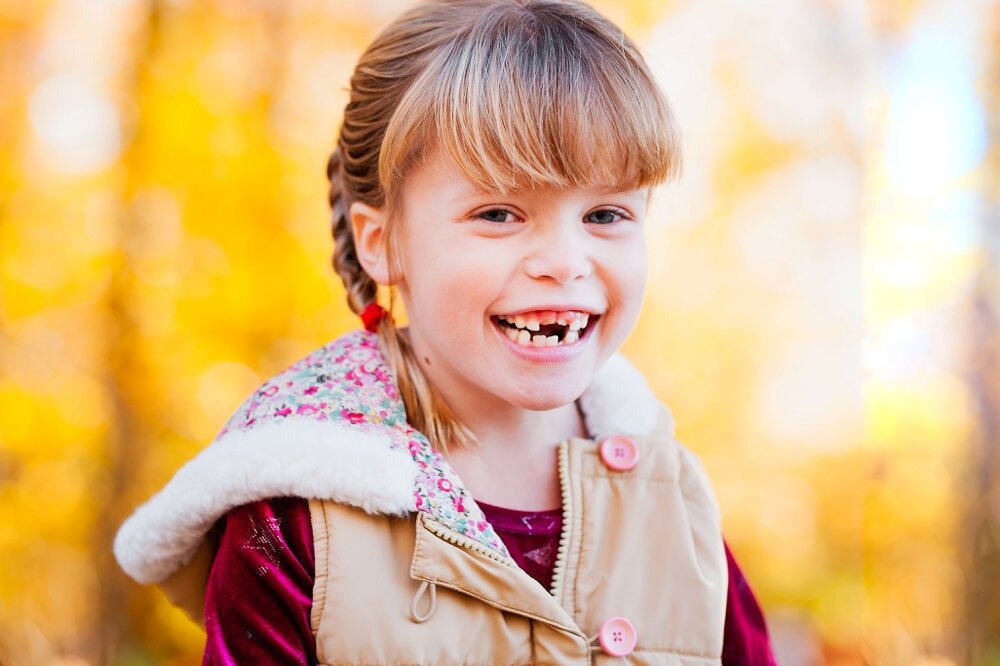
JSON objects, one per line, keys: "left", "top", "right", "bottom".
{"left": 114, "top": 330, "right": 727, "bottom": 664}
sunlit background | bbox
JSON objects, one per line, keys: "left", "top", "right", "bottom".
{"left": 0, "top": 0, "right": 997, "bottom": 664}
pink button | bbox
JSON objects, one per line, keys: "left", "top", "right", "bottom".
{"left": 598, "top": 435, "right": 639, "bottom": 471}
{"left": 598, "top": 616, "right": 637, "bottom": 657}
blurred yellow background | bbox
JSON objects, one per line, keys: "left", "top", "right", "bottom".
{"left": 1, "top": 0, "right": 997, "bottom": 664}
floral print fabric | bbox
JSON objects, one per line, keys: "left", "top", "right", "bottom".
{"left": 215, "top": 330, "right": 511, "bottom": 559}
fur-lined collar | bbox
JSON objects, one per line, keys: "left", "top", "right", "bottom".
{"left": 114, "top": 330, "right": 669, "bottom": 585}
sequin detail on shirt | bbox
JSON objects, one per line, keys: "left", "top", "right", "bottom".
{"left": 477, "top": 500, "right": 563, "bottom": 590}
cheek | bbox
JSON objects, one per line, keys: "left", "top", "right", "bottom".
{"left": 621, "top": 265, "right": 647, "bottom": 328}
{"left": 610, "top": 238, "right": 648, "bottom": 305}
{"left": 403, "top": 243, "right": 504, "bottom": 324}
{"left": 631, "top": 251, "right": 649, "bottom": 302}
{"left": 597, "top": 239, "right": 647, "bottom": 345}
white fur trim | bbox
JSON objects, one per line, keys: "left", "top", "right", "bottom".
{"left": 114, "top": 348, "right": 667, "bottom": 585}
{"left": 579, "top": 352, "right": 672, "bottom": 439}
{"left": 114, "top": 419, "right": 418, "bottom": 584}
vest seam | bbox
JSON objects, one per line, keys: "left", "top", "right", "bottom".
{"left": 310, "top": 499, "right": 331, "bottom": 643}
{"left": 320, "top": 662, "right": 534, "bottom": 666}
{"left": 414, "top": 575, "right": 582, "bottom": 635}
{"left": 572, "top": 467, "right": 585, "bottom": 626}
{"left": 408, "top": 513, "right": 426, "bottom": 581}
{"left": 577, "top": 473, "right": 679, "bottom": 483}
{"left": 317, "top": 659, "right": 538, "bottom": 666}
{"left": 633, "top": 646, "right": 721, "bottom": 658}
{"left": 548, "top": 441, "right": 573, "bottom": 605}
{"left": 572, "top": 446, "right": 585, "bottom": 620}
{"left": 529, "top": 619, "right": 536, "bottom": 664}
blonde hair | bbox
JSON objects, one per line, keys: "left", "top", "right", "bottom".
{"left": 327, "top": 0, "right": 681, "bottom": 451}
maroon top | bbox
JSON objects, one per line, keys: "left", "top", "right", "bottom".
{"left": 475, "top": 499, "right": 563, "bottom": 591}
{"left": 203, "top": 497, "right": 776, "bottom": 665}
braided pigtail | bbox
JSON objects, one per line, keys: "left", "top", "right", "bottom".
{"left": 328, "top": 147, "right": 377, "bottom": 316}
{"left": 327, "top": 145, "right": 476, "bottom": 451}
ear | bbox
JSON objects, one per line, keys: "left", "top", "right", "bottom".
{"left": 350, "top": 201, "right": 394, "bottom": 286}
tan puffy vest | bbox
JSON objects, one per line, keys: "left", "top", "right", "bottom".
{"left": 310, "top": 423, "right": 727, "bottom": 664}
{"left": 113, "top": 331, "right": 727, "bottom": 664}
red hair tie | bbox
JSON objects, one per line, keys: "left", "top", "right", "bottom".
{"left": 360, "top": 302, "right": 391, "bottom": 332}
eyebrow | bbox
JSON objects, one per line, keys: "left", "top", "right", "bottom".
{"left": 451, "top": 183, "right": 499, "bottom": 201}
{"left": 455, "top": 183, "right": 648, "bottom": 200}
{"left": 597, "top": 184, "right": 647, "bottom": 195}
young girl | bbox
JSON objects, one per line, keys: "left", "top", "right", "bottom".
{"left": 114, "top": 0, "right": 775, "bottom": 663}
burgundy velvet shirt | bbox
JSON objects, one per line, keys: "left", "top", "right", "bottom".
{"left": 202, "top": 497, "right": 776, "bottom": 665}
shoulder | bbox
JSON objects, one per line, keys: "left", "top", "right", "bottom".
{"left": 579, "top": 352, "right": 713, "bottom": 494}
{"left": 215, "top": 329, "right": 399, "bottom": 438}
{"left": 578, "top": 352, "right": 666, "bottom": 441}
{"left": 114, "top": 329, "right": 420, "bottom": 587}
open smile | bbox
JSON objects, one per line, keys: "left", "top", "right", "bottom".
{"left": 489, "top": 309, "right": 600, "bottom": 348}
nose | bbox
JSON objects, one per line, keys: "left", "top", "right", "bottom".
{"left": 523, "top": 221, "right": 592, "bottom": 284}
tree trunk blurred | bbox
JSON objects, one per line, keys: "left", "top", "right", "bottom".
{"left": 86, "top": 2, "right": 166, "bottom": 663}
{"left": 960, "top": 8, "right": 1000, "bottom": 663}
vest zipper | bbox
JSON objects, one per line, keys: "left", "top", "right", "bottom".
{"left": 421, "top": 515, "right": 518, "bottom": 566}
{"left": 548, "top": 440, "right": 573, "bottom": 602}
{"left": 419, "top": 464, "right": 594, "bottom": 648}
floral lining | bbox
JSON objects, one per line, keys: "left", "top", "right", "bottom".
{"left": 215, "top": 330, "right": 511, "bottom": 559}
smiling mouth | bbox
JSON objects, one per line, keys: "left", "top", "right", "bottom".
{"left": 490, "top": 310, "right": 599, "bottom": 347}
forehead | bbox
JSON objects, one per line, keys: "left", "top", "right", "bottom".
{"left": 402, "top": 147, "right": 649, "bottom": 204}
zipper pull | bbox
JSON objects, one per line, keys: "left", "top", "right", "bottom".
{"left": 409, "top": 580, "right": 438, "bottom": 623}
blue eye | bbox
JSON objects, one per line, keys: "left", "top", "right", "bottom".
{"left": 586, "top": 208, "right": 628, "bottom": 225}
{"left": 477, "top": 209, "right": 518, "bottom": 223}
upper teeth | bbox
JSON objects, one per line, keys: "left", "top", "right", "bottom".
{"left": 514, "top": 315, "right": 536, "bottom": 331}
{"left": 499, "top": 312, "right": 590, "bottom": 332}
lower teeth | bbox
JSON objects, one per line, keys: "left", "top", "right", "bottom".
{"left": 502, "top": 324, "right": 582, "bottom": 347}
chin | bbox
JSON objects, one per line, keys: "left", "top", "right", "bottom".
{"left": 505, "top": 378, "right": 590, "bottom": 412}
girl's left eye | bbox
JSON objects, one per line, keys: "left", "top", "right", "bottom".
{"left": 586, "top": 208, "right": 629, "bottom": 225}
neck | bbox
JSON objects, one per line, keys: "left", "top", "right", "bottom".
{"left": 397, "top": 328, "right": 589, "bottom": 510}
{"left": 427, "top": 357, "right": 588, "bottom": 454}
{"left": 455, "top": 396, "right": 588, "bottom": 454}
{"left": 439, "top": 397, "right": 586, "bottom": 511}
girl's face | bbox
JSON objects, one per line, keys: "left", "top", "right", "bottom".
{"left": 392, "top": 148, "right": 649, "bottom": 414}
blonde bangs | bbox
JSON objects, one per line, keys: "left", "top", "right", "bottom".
{"left": 379, "top": 0, "right": 680, "bottom": 206}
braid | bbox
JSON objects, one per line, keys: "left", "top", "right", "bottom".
{"left": 324, "top": 143, "right": 474, "bottom": 451}
{"left": 327, "top": 146, "right": 378, "bottom": 315}
{"left": 320, "top": 2, "right": 487, "bottom": 451}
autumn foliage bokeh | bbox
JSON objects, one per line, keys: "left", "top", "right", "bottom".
{"left": 1, "top": 0, "right": 998, "bottom": 665}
